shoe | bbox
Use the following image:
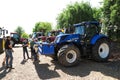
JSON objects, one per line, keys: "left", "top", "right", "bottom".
{"left": 23, "top": 59, "right": 27, "bottom": 61}
{"left": 5, "top": 66, "right": 9, "bottom": 69}
{"left": 37, "top": 60, "right": 40, "bottom": 62}
{"left": 9, "top": 67, "right": 15, "bottom": 69}
{"left": 28, "top": 57, "right": 31, "bottom": 59}
{"left": 2, "top": 62, "right": 5, "bottom": 66}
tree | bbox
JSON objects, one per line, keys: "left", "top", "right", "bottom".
{"left": 92, "top": 8, "right": 102, "bottom": 21}
{"left": 33, "top": 22, "right": 52, "bottom": 33}
{"left": 15, "top": 26, "right": 25, "bottom": 37}
{"left": 56, "top": 2, "right": 94, "bottom": 29}
{"left": 102, "top": 0, "right": 120, "bottom": 40}
{"left": 21, "top": 32, "right": 29, "bottom": 39}
{"left": 110, "top": 0, "right": 120, "bottom": 27}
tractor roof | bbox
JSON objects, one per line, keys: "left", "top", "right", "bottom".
{"left": 10, "top": 32, "right": 18, "bottom": 34}
{"left": 73, "top": 21, "right": 99, "bottom": 27}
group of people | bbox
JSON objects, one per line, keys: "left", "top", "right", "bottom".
{"left": 22, "top": 38, "right": 40, "bottom": 62}
{"left": 2, "top": 36, "right": 40, "bottom": 69}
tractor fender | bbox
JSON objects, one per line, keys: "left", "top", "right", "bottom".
{"left": 90, "top": 34, "right": 108, "bottom": 45}
{"left": 55, "top": 42, "right": 80, "bottom": 52}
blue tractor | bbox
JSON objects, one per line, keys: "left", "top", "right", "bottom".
{"left": 38, "top": 21, "right": 111, "bottom": 67}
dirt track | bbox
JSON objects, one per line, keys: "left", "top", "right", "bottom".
{"left": 0, "top": 43, "right": 120, "bottom": 80}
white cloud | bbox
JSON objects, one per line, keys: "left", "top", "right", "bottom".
{"left": 0, "top": 0, "right": 102, "bottom": 34}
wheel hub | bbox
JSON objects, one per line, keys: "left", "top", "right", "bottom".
{"left": 66, "top": 50, "right": 77, "bottom": 63}
{"left": 67, "top": 53, "right": 73, "bottom": 59}
{"left": 100, "top": 48, "right": 103, "bottom": 52}
{"left": 99, "top": 43, "right": 109, "bottom": 58}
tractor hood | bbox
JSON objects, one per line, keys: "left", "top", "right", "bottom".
{"left": 54, "top": 33, "right": 80, "bottom": 44}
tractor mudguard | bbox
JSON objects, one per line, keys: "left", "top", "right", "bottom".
{"left": 38, "top": 43, "right": 55, "bottom": 55}
{"left": 90, "top": 34, "right": 108, "bottom": 45}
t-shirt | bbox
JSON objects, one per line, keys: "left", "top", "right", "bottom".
{"left": 5, "top": 39, "right": 11, "bottom": 49}
{"left": 22, "top": 41, "right": 28, "bottom": 48}
{"left": 30, "top": 41, "right": 34, "bottom": 47}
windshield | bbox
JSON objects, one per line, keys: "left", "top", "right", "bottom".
{"left": 32, "top": 33, "right": 36, "bottom": 38}
{"left": 11, "top": 33, "right": 19, "bottom": 38}
{"left": 13, "top": 34, "right": 19, "bottom": 38}
{"left": 75, "top": 26, "right": 84, "bottom": 35}
{"left": 32, "top": 32, "right": 43, "bottom": 38}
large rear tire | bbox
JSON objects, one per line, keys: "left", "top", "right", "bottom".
{"left": 92, "top": 39, "right": 110, "bottom": 62}
{"left": 57, "top": 45, "right": 80, "bottom": 67}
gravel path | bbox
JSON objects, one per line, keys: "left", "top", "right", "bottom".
{"left": 0, "top": 44, "right": 120, "bottom": 80}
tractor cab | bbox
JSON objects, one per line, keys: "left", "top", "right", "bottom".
{"left": 32, "top": 32, "right": 46, "bottom": 42}
{"left": 10, "top": 32, "right": 22, "bottom": 47}
{"left": 32, "top": 32, "right": 44, "bottom": 39}
{"left": 74, "top": 21, "right": 101, "bottom": 43}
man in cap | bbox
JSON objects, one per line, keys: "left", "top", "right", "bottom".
{"left": 5, "top": 36, "right": 14, "bottom": 69}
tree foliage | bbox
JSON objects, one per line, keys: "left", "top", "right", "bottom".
{"left": 14, "top": 26, "right": 25, "bottom": 37}
{"left": 33, "top": 22, "right": 52, "bottom": 33}
{"left": 102, "top": 0, "right": 120, "bottom": 40}
{"left": 56, "top": 2, "right": 94, "bottom": 29}
{"left": 56, "top": 0, "right": 120, "bottom": 41}
{"left": 21, "top": 32, "right": 29, "bottom": 39}
{"left": 92, "top": 8, "right": 102, "bottom": 21}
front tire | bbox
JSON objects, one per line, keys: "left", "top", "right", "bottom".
{"left": 92, "top": 39, "right": 110, "bottom": 62}
{"left": 57, "top": 45, "right": 80, "bottom": 67}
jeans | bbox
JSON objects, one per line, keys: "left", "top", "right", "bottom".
{"left": 30, "top": 47, "right": 34, "bottom": 58}
{"left": 23, "top": 47, "right": 29, "bottom": 59}
{"left": 33, "top": 49, "right": 38, "bottom": 61}
{"left": 33, "top": 53, "right": 38, "bottom": 61}
{"left": 6, "top": 49, "right": 13, "bottom": 67}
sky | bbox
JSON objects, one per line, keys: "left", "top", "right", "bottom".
{"left": 0, "top": 0, "right": 102, "bottom": 34}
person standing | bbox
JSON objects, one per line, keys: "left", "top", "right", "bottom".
{"left": 30, "top": 39, "right": 34, "bottom": 60}
{"left": 22, "top": 39, "right": 30, "bottom": 60}
{"left": 33, "top": 38, "right": 40, "bottom": 62}
{"left": 5, "top": 36, "right": 14, "bottom": 69}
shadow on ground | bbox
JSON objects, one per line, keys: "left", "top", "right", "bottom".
{"left": 53, "top": 59, "right": 120, "bottom": 79}
{"left": 33, "top": 59, "right": 120, "bottom": 80}
{"left": 34, "top": 42, "right": 120, "bottom": 79}
{"left": 20, "top": 60, "right": 28, "bottom": 65}
{"left": 33, "top": 61, "right": 60, "bottom": 79}
{"left": 0, "top": 66, "right": 11, "bottom": 79}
